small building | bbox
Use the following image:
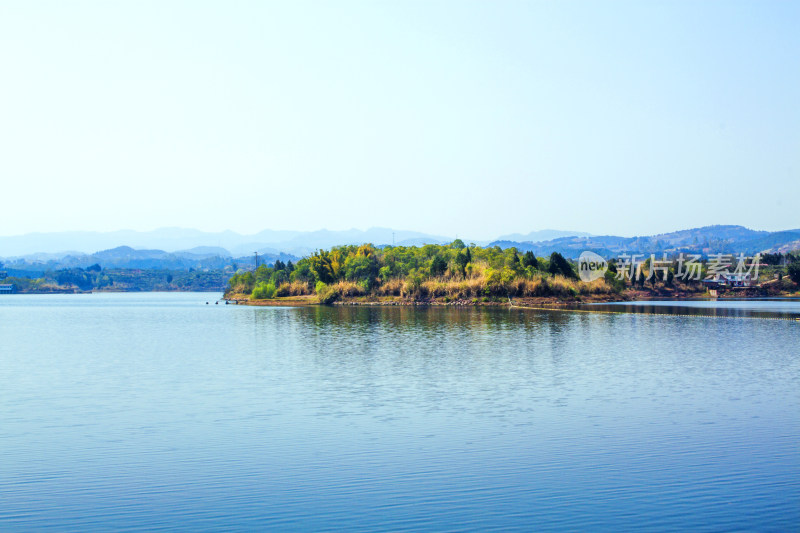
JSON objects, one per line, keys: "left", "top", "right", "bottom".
{"left": 0, "top": 284, "right": 14, "bottom": 294}
{"left": 702, "top": 273, "right": 754, "bottom": 288}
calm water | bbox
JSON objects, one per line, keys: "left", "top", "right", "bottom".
{"left": 588, "top": 298, "right": 800, "bottom": 320}
{"left": 1, "top": 293, "right": 798, "bottom": 531}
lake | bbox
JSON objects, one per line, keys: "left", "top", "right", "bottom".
{"left": 1, "top": 293, "right": 798, "bottom": 531}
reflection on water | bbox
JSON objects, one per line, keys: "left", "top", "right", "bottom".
{"left": 0, "top": 293, "right": 798, "bottom": 531}
{"left": 584, "top": 298, "right": 800, "bottom": 320}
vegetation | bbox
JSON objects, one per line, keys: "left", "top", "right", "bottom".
{"left": 226, "top": 243, "right": 800, "bottom": 304}
{"left": 227, "top": 242, "right": 618, "bottom": 303}
{"left": 3, "top": 267, "right": 228, "bottom": 293}
{"left": 788, "top": 262, "right": 800, "bottom": 284}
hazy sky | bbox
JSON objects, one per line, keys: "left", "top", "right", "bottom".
{"left": 1, "top": 1, "right": 797, "bottom": 240}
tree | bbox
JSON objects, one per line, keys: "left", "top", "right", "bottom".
{"left": 344, "top": 254, "right": 378, "bottom": 286}
{"left": 308, "top": 250, "right": 335, "bottom": 284}
{"left": 454, "top": 250, "right": 469, "bottom": 278}
{"left": 270, "top": 269, "right": 289, "bottom": 286}
{"left": 521, "top": 251, "right": 538, "bottom": 270}
{"left": 289, "top": 261, "right": 313, "bottom": 284}
{"left": 788, "top": 262, "right": 800, "bottom": 284}
{"left": 55, "top": 269, "right": 94, "bottom": 291}
{"left": 430, "top": 255, "right": 447, "bottom": 277}
{"left": 548, "top": 252, "right": 576, "bottom": 279}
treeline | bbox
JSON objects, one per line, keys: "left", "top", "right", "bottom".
{"left": 2, "top": 265, "right": 229, "bottom": 293}
{"left": 226, "top": 240, "right": 619, "bottom": 303}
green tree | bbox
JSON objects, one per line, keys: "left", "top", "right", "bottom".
{"left": 454, "top": 250, "right": 469, "bottom": 278}
{"left": 548, "top": 252, "right": 576, "bottom": 279}
{"left": 308, "top": 250, "right": 335, "bottom": 284}
{"left": 430, "top": 255, "right": 447, "bottom": 277}
{"left": 788, "top": 262, "right": 800, "bottom": 284}
{"left": 344, "top": 254, "right": 378, "bottom": 286}
{"left": 290, "top": 261, "right": 313, "bottom": 284}
{"left": 521, "top": 251, "right": 538, "bottom": 270}
{"left": 270, "top": 269, "right": 289, "bottom": 286}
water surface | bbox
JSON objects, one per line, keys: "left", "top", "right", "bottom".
{"left": 589, "top": 298, "right": 800, "bottom": 320}
{"left": 1, "top": 293, "right": 798, "bottom": 530}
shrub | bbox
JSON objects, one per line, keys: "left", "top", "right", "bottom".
{"left": 603, "top": 270, "right": 626, "bottom": 292}
{"left": 315, "top": 282, "right": 339, "bottom": 304}
{"left": 251, "top": 282, "right": 276, "bottom": 300}
{"left": 483, "top": 267, "right": 502, "bottom": 295}
{"left": 403, "top": 270, "right": 424, "bottom": 297}
{"left": 548, "top": 275, "right": 579, "bottom": 297}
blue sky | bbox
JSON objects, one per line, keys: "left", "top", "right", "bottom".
{"left": 0, "top": 1, "right": 797, "bottom": 239}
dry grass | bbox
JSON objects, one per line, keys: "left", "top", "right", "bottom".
{"left": 578, "top": 278, "right": 613, "bottom": 295}
{"left": 375, "top": 278, "right": 404, "bottom": 296}
{"left": 275, "top": 281, "right": 312, "bottom": 297}
{"left": 228, "top": 281, "right": 251, "bottom": 295}
{"left": 400, "top": 274, "right": 612, "bottom": 300}
{"left": 334, "top": 280, "right": 366, "bottom": 297}
{"left": 306, "top": 268, "right": 617, "bottom": 303}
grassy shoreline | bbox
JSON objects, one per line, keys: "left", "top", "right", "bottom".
{"left": 226, "top": 281, "right": 800, "bottom": 308}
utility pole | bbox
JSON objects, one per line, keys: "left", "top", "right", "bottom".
{"left": 392, "top": 232, "right": 395, "bottom": 246}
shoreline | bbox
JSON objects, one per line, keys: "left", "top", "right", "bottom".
{"left": 224, "top": 289, "right": 800, "bottom": 308}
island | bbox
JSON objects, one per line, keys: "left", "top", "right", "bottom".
{"left": 224, "top": 241, "right": 800, "bottom": 306}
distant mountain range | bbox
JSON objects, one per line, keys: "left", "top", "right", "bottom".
{"left": 1, "top": 225, "right": 798, "bottom": 272}
{"left": 0, "top": 227, "right": 452, "bottom": 258}
{"left": 495, "top": 229, "right": 592, "bottom": 242}
{"left": 0, "top": 246, "right": 298, "bottom": 273}
{"left": 489, "top": 225, "right": 800, "bottom": 259}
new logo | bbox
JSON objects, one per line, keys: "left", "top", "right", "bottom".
{"left": 578, "top": 251, "right": 607, "bottom": 282}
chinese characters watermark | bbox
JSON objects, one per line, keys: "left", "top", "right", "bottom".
{"left": 578, "top": 252, "right": 761, "bottom": 284}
